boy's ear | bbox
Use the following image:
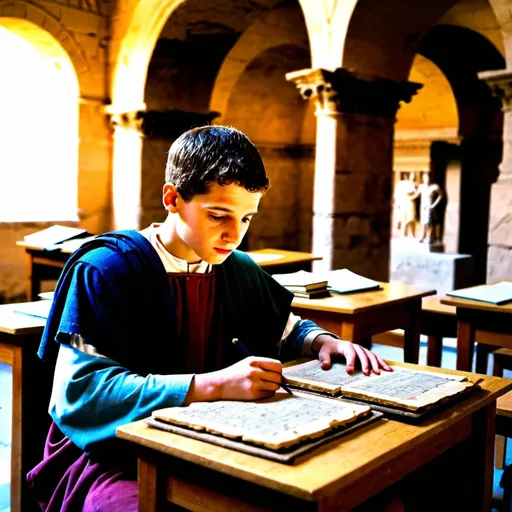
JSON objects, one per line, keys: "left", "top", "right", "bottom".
{"left": 163, "top": 183, "right": 179, "bottom": 212}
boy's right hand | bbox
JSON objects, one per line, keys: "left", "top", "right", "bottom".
{"left": 184, "top": 357, "right": 283, "bottom": 404}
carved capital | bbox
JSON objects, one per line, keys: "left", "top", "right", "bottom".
{"left": 286, "top": 68, "right": 422, "bottom": 117}
{"left": 109, "top": 111, "right": 144, "bottom": 133}
{"left": 109, "top": 109, "right": 221, "bottom": 137}
{"left": 479, "top": 69, "right": 512, "bottom": 112}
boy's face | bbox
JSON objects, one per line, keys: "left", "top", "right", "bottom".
{"left": 165, "top": 181, "right": 263, "bottom": 264}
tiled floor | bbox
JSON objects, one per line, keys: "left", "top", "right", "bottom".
{"left": 0, "top": 341, "right": 510, "bottom": 512}
{"left": 0, "top": 361, "right": 12, "bottom": 512}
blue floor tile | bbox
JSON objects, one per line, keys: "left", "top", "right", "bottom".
{"left": 0, "top": 483, "right": 9, "bottom": 511}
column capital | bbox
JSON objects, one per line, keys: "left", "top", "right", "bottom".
{"left": 109, "top": 110, "right": 144, "bottom": 133}
{"left": 109, "top": 109, "right": 220, "bottom": 137}
{"left": 285, "top": 67, "right": 422, "bottom": 117}
{"left": 479, "top": 69, "right": 512, "bottom": 112}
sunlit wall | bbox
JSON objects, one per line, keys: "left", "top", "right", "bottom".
{"left": 0, "top": 22, "right": 79, "bottom": 222}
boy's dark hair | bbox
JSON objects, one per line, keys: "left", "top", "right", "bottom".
{"left": 165, "top": 125, "right": 269, "bottom": 201}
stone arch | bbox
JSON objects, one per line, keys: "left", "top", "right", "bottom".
{"left": 417, "top": 24, "right": 505, "bottom": 282}
{"left": 210, "top": 4, "right": 310, "bottom": 124}
{"left": 0, "top": 15, "right": 80, "bottom": 225}
{"left": 341, "top": 0, "right": 461, "bottom": 80}
{"left": 0, "top": 2, "right": 89, "bottom": 94}
{"left": 487, "top": 0, "right": 512, "bottom": 65}
{"left": 0, "top": 11, "right": 111, "bottom": 233}
{"left": 110, "top": 0, "right": 186, "bottom": 113}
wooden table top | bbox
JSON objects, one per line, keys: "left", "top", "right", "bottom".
{"left": 422, "top": 295, "right": 456, "bottom": 316}
{"left": 245, "top": 248, "right": 322, "bottom": 268}
{"left": 117, "top": 362, "right": 511, "bottom": 502}
{"left": 0, "top": 302, "right": 47, "bottom": 335}
{"left": 440, "top": 294, "right": 512, "bottom": 314}
{"left": 497, "top": 391, "right": 512, "bottom": 418}
{"left": 291, "top": 282, "right": 435, "bottom": 314}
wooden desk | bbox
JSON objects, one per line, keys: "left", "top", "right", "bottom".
{"left": 0, "top": 303, "right": 50, "bottom": 512}
{"left": 17, "top": 242, "right": 322, "bottom": 301}
{"left": 246, "top": 248, "right": 322, "bottom": 273}
{"left": 291, "top": 283, "right": 435, "bottom": 364}
{"left": 440, "top": 294, "right": 512, "bottom": 372}
{"left": 117, "top": 363, "right": 511, "bottom": 512}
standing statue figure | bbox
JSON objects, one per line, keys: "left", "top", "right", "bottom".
{"left": 399, "top": 172, "right": 418, "bottom": 238}
{"left": 414, "top": 172, "right": 444, "bottom": 244}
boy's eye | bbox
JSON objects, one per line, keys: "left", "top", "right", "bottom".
{"left": 242, "top": 217, "right": 252, "bottom": 224}
{"left": 210, "top": 215, "right": 226, "bottom": 222}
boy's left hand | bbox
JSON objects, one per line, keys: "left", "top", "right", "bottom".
{"left": 312, "top": 335, "right": 393, "bottom": 375}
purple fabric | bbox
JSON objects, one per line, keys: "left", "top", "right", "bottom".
{"left": 27, "top": 422, "right": 137, "bottom": 511}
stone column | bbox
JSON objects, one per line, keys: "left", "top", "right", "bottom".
{"left": 286, "top": 68, "right": 421, "bottom": 279}
{"left": 109, "top": 110, "right": 145, "bottom": 229}
{"left": 109, "top": 110, "right": 219, "bottom": 229}
{"left": 479, "top": 69, "right": 512, "bottom": 282}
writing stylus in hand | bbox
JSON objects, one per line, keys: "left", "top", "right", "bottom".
{"left": 231, "top": 338, "right": 294, "bottom": 395}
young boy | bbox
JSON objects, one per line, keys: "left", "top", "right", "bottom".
{"left": 27, "top": 126, "right": 391, "bottom": 511}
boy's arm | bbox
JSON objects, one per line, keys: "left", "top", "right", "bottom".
{"left": 51, "top": 342, "right": 286, "bottom": 452}
{"left": 50, "top": 343, "right": 194, "bottom": 452}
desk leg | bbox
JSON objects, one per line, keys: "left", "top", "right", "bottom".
{"left": 340, "top": 322, "right": 359, "bottom": 344}
{"left": 25, "top": 254, "right": 36, "bottom": 302}
{"left": 426, "top": 335, "right": 443, "bottom": 367}
{"left": 138, "top": 449, "right": 166, "bottom": 512}
{"left": 456, "top": 309, "right": 476, "bottom": 372}
{"left": 8, "top": 335, "right": 52, "bottom": 512}
{"left": 403, "top": 301, "right": 421, "bottom": 364}
{"left": 468, "top": 403, "right": 496, "bottom": 511}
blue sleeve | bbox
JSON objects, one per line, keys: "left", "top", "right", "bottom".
{"left": 50, "top": 344, "right": 194, "bottom": 453}
{"left": 278, "top": 319, "right": 322, "bottom": 362}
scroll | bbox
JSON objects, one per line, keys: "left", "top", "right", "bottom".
{"left": 283, "top": 360, "right": 475, "bottom": 411}
{"left": 152, "top": 393, "right": 371, "bottom": 450}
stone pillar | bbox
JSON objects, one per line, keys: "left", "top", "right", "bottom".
{"left": 109, "top": 109, "right": 219, "bottom": 229}
{"left": 78, "top": 97, "right": 112, "bottom": 234}
{"left": 479, "top": 70, "right": 512, "bottom": 282}
{"left": 109, "top": 110, "right": 145, "bottom": 229}
{"left": 286, "top": 68, "right": 421, "bottom": 279}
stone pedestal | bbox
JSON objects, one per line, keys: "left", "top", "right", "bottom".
{"left": 390, "top": 239, "right": 474, "bottom": 296}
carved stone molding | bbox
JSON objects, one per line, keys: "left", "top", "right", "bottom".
{"left": 285, "top": 68, "right": 422, "bottom": 117}
{"left": 109, "top": 109, "right": 221, "bottom": 138}
{"left": 109, "top": 111, "right": 145, "bottom": 133}
{"left": 479, "top": 69, "right": 512, "bottom": 112}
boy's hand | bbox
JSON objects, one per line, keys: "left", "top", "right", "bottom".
{"left": 312, "top": 335, "right": 393, "bottom": 376}
{"left": 185, "top": 357, "right": 283, "bottom": 404}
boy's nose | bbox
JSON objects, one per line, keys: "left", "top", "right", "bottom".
{"left": 223, "top": 223, "right": 243, "bottom": 245}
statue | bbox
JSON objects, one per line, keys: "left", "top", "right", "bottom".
{"left": 414, "top": 172, "right": 444, "bottom": 244}
{"left": 398, "top": 172, "right": 418, "bottom": 238}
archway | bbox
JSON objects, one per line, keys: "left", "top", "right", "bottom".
{"left": 0, "top": 19, "right": 79, "bottom": 222}
{"left": 418, "top": 24, "right": 505, "bottom": 283}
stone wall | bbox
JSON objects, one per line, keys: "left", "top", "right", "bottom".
{"left": 248, "top": 144, "right": 314, "bottom": 251}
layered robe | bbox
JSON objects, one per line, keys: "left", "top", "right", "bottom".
{"left": 28, "top": 230, "right": 319, "bottom": 511}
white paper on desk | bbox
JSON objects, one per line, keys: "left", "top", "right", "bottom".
{"left": 38, "top": 291, "right": 55, "bottom": 300}
{"left": 13, "top": 300, "right": 52, "bottom": 319}
{"left": 321, "top": 269, "right": 381, "bottom": 294}
{"left": 23, "top": 225, "right": 88, "bottom": 250}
